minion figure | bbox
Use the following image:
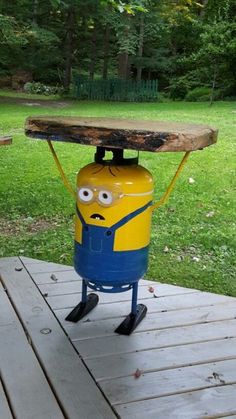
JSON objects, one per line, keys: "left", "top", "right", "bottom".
{"left": 66, "top": 147, "right": 154, "bottom": 334}
{"left": 25, "top": 116, "right": 212, "bottom": 335}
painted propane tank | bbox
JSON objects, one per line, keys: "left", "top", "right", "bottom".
{"left": 74, "top": 151, "right": 153, "bottom": 289}
{"left": 65, "top": 148, "right": 155, "bottom": 334}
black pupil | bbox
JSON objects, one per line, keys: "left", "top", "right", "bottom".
{"left": 83, "top": 190, "right": 89, "bottom": 197}
{"left": 103, "top": 193, "right": 108, "bottom": 199}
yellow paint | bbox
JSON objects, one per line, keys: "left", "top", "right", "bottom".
{"left": 75, "top": 163, "right": 153, "bottom": 251}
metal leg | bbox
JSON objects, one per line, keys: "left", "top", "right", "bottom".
{"left": 131, "top": 282, "right": 138, "bottom": 315}
{"left": 65, "top": 279, "right": 99, "bottom": 323}
{"left": 115, "top": 282, "right": 147, "bottom": 335}
{"left": 81, "top": 279, "right": 88, "bottom": 303}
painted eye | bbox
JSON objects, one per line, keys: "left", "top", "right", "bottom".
{"left": 78, "top": 187, "right": 94, "bottom": 203}
{"left": 98, "top": 190, "right": 113, "bottom": 206}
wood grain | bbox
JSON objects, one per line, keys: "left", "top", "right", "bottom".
{"left": 25, "top": 116, "right": 218, "bottom": 152}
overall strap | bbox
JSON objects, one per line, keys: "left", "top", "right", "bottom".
{"left": 76, "top": 201, "right": 152, "bottom": 231}
{"left": 110, "top": 201, "right": 152, "bottom": 232}
{"left": 76, "top": 205, "right": 86, "bottom": 226}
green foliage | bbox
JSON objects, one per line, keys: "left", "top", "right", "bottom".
{"left": 169, "top": 77, "right": 192, "bottom": 100}
{"left": 0, "top": 0, "right": 235, "bottom": 97}
{"left": 185, "top": 87, "right": 217, "bottom": 102}
{"left": 103, "top": 0, "right": 147, "bottom": 14}
{"left": 0, "top": 14, "right": 27, "bottom": 45}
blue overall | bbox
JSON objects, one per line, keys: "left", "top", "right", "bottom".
{"left": 74, "top": 201, "right": 152, "bottom": 293}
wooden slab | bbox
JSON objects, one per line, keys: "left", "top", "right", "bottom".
{"left": 25, "top": 116, "right": 218, "bottom": 152}
{"left": 0, "top": 257, "right": 117, "bottom": 419}
{"left": 0, "top": 136, "right": 12, "bottom": 146}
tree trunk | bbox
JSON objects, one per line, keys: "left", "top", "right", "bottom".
{"left": 32, "top": 0, "right": 38, "bottom": 25}
{"left": 199, "top": 0, "right": 209, "bottom": 18}
{"left": 102, "top": 24, "right": 110, "bottom": 80}
{"left": 117, "top": 15, "right": 130, "bottom": 80}
{"left": 137, "top": 14, "right": 144, "bottom": 82}
{"left": 63, "top": 7, "right": 75, "bottom": 92}
{"left": 210, "top": 64, "right": 217, "bottom": 106}
{"left": 118, "top": 52, "right": 129, "bottom": 79}
{"left": 89, "top": 23, "right": 98, "bottom": 80}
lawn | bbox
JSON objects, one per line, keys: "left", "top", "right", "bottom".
{"left": 0, "top": 94, "right": 235, "bottom": 296}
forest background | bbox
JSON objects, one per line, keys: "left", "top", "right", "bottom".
{"left": 0, "top": 0, "right": 235, "bottom": 101}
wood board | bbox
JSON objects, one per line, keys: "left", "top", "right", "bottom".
{"left": 0, "top": 283, "right": 64, "bottom": 419}
{"left": 25, "top": 116, "right": 218, "bottom": 152}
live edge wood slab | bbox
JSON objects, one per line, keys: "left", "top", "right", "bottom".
{"left": 25, "top": 116, "right": 218, "bottom": 152}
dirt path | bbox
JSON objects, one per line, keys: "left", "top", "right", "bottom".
{"left": 0, "top": 95, "right": 73, "bottom": 108}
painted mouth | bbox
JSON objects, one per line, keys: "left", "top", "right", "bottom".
{"left": 90, "top": 213, "right": 105, "bottom": 221}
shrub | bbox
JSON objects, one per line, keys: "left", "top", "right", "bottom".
{"left": 169, "top": 78, "right": 192, "bottom": 100}
{"left": 185, "top": 87, "right": 223, "bottom": 102}
{"left": 24, "top": 81, "right": 62, "bottom": 95}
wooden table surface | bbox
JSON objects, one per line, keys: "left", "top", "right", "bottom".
{"left": 25, "top": 116, "right": 218, "bottom": 152}
{"left": 1, "top": 256, "right": 236, "bottom": 419}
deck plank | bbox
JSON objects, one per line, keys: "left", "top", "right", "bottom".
{"left": 52, "top": 291, "right": 235, "bottom": 319}
{"left": 39, "top": 280, "right": 196, "bottom": 300}
{"left": 62, "top": 302, "right": 236, "bottom": 341}
{"left": 29, "top": 269, "right": 81, "bottom": 285}
{"left": 116, "top": 385, "right": 236, "bottom": 419}
{"left": 0, "top": 257, "right": 117, "bottom": 419}
{"left": 22, "top": 260, "right": 74, "bottom": 274}
{"left": 0, "top": 380, "right": 13, "bottom": 419}
{"left": 73, "top": 319, "right": 236, "bottom": 359}
{"left": 86, "top": 337, "right": 236, "bottom": 381}
{"left": 101, "top": 358, "right": 236, "bottom": 404}
{"left": 0, "top": 284, "right": 64, "bottom": 419}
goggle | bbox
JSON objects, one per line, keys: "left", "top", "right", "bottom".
{"left": 77, "top": 185, "right": 153, "bottom": 207}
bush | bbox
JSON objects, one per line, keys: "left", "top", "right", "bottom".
{"left": 185, "top": 87, "right": 223, "bottom": 102}
{"left": 169, "top": 78, "right": 192, "bottom": 100}
{"left": 24, "top": 81, "right": 62, "bottom": 96}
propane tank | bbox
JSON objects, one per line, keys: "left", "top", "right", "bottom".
{"left": 74, "top": 148, "right": 153, "bottom": 292}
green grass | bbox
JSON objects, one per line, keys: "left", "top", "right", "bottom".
{"left": 0, "top": 96, "right": 235, "bottom": 296}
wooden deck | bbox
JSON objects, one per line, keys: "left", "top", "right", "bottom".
{"left": 1, "top": 256, "right": 236, "bottom": 419}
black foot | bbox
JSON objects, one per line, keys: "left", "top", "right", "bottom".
{"left": 65, "top": 293, "right": 99, "bottom": 323}
{"left": 114, "top": 304, "right": 147, "bottom": 335}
